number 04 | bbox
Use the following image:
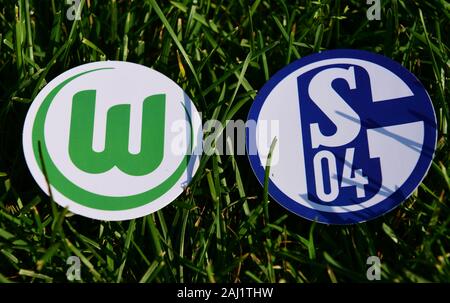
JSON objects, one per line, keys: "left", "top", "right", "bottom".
{"left": 313, "top": 148, "right": 368, "bottom": 202}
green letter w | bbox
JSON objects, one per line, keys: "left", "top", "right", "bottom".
{"left": 68, "top": 90, "right": 165, "bottom": 176}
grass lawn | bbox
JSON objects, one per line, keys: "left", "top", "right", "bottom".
{"left": 0, "top": 0, "right": 449, "bottom": 282}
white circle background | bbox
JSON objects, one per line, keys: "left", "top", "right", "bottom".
{"left": 23, "top": 61, "right": 203, "bottom": 221}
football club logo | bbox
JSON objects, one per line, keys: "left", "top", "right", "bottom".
{"left": 23, "top": 61, "right": 202, "bottom": 221}
{"left": 247, "top": 50, "right": 437, "bottom": 224}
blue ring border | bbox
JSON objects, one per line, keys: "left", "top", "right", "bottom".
{"left": 245, "top": 49, "right": 438, "bottom": 225}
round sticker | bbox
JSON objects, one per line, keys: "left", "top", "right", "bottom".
{"left": 23, "top": 61, "right": 202, "bottom": 221}
{"left": 246, "top": 49, "right": 437, "bottom": 224}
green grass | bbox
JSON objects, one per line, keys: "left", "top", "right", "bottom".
{"left": 0, "top": 0, "right": 449, "bottom": 282}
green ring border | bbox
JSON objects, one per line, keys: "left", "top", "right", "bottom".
{"left": 31, "top": 68, "right": 194, "bottom": 211}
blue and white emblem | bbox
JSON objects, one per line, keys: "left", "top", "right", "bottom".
{"left": 247, "top": 49, "right": 437, "bottom": 224}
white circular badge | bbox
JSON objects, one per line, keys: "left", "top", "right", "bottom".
{"left": 23, "top": 61, "right": 202, "bottom": 221}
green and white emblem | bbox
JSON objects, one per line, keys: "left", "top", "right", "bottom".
{"left": 23, "top": 61, "right": 202, "bottom": 221}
